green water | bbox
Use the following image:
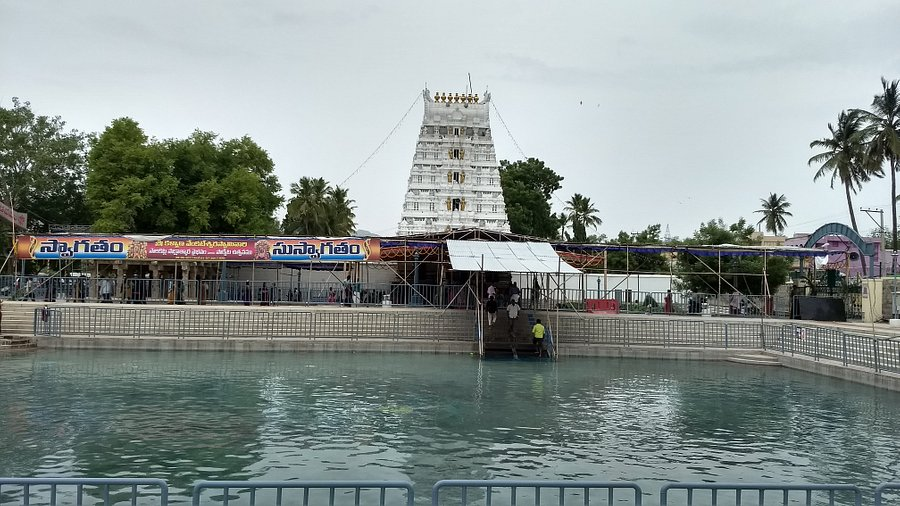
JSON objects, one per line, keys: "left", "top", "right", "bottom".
{"left": 1, "top": 351, "right": 899, "bottom": 503}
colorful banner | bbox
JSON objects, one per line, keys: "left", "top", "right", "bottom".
{"left": 0, "top": 201, "right": 27, "bottom": 229}
{"left": 15, "top": 235, "right": 381, "bottom": 262}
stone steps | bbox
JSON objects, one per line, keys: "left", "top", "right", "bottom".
{"left": 726, "top": 353, "right": 781, "bottom": 366}
{"left": 0, "top": 335, "right": 37, "bottom": 350}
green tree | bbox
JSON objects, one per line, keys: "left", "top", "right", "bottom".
{"left": 605, "top": 224, "right": 670, "bottom": 273}
{"left": 755, "top": 193, "right": 793, "bottom": 235}
{"left": 854, "top": 77, "right": 900, "bottom": 253}
{"left": 87, "top": 121, "right": 282, "bottom": 234}
{"left": 326, "top": 186, "right": 357, "bottom": 236}
{"left": 564, "top": 193, "right": 602, "bottom": 242}
{"left": 86, "top": 118, "right": 178, "bottom": 233}
{"left": 166, "top": 132, "right": 282, "bottom": 234}
{"left": 498, "top": 158, "right": 564, "bottom": 239}
{"left": 0, "top": 98, "right": 90, "bottom": 230}
{"left": 809, "top": 110, "right": 880, "bottom": 234}
{"left": 282, "top": 177, "right": 356, "bottom": 236}
{"left": 676, "top": 218, "right": 790, "bottom": 295}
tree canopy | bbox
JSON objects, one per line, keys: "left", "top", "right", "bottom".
{"left": 282, "top": 177, "right": 357, "bottom": 236}
{"left": 498, "top": 157, "right": 564, "bottom": 239}
{"left": 854, "top": 77, "right": 900, "bottom": 252}
{"left": 675, "top": 218, "right": 791, "bottom": 295}
{"left": 755, "top": 193, "right": 793, "bottom": 235}
{"left": 605, "top": 224, "right": 670, "bottom": 273}
{"left": 809, "top": 109, "right": 880, "bottom": 235}
{"left": 564, "top": 193, "right": 602, "bottom": 242}
{"left": 86, "top": 119, "right": 282, "bottom": 234}
{"left": 0, "top": 97, "right": 90, "bottom": 230}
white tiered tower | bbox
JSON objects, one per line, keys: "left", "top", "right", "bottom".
{"left": 397, "top": 88, "right": 510, "bottom": 235}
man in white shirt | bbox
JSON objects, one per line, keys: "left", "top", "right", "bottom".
{"left": 507, "top": 300, "right": 519, "bottom": 335}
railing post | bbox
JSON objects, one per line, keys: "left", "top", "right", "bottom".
{"left": 724, "top": 322, "right": 729, "bottom": 349}
{"left": 842, "top": 334, "right": 848, "bottom": 366}
{"left": 813, "top": 327, "right": 819, "bottom": 362}
{"left": 874, "top": 338, "right": 880, "bottom": 372}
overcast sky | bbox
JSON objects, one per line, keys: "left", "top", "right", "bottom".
{"left": 3, "top": 1, "right": 900, "bottom": 239}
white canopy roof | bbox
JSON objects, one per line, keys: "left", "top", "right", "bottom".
{"left": 446, "top": 240, "right": 581, "bottom": 274}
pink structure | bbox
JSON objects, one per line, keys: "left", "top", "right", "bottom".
{"left": 786, "top": 233, "right": 885, "bottom": 278}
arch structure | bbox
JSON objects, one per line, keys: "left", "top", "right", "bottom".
{"left": 802, "top": 222, "right": 876, "bottom": 277}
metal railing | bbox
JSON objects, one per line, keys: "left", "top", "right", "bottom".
{"left": 0, "top": 477, "right": 168, "bottom": 506}
{"left": 875, "top": 483, "right": 900, "bottom": 506}
{"left": 1, "top": 275, "right": 475, "bottom": 309}
{"left": 33, "top": 306, "right": 477, "bottom": 341}
{"left": 767, "top": 323, "right": 900, "bottom": 375}
{"left": 659, "top": 482, "right": 862, "bottom": 506}
{"left": 517, "top": 286, "right": 794, "bottom": 318}
{"left": 432, "top": 480, "right": 643, "bottom": 506}
{"left": 191, "top": 481, "right": 414, "bottom": 506}
{"left": 3, "top": 478, "right": 900, "bottom": 506}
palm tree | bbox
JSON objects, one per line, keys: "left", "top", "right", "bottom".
{"left": 809, "top": 110, "right": 880, "bottom": 234}
{"left": 283, "top": 177, "right": 330, "bottom": 235}
{"left": 564, "top": 193, "right": 601, "bottom": 242}
{"left": 326, "top": 186, "right": 356, "bottom": 236}
{"left": 854, "top": 77, "right": 900, "bottom": 256}
{"left": 755, "top": 193, "right": 793, "bottom": 235}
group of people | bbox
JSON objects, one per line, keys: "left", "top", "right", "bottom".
{"left": 483, "top": 281, "right": 547, "bottom": 357}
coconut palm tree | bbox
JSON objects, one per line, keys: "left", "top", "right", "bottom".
{"left": 808, "top": 110, "right": 880, "bottom": 234}
{"left": 282, "top": 177, "right": 330, "bottom": 235}
{"left": 755, "top": 193, "right": 793, "bottom": 235}
{"left": 326, "top": 186, "right": 356, "bottom": 236}
{"left": 564, "top": 193, "right": 601, "bottom": 242}
{"left": 854, "top": 77, "right": 900, "bottom": 254}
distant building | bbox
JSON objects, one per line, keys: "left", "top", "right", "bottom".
{"left": 397, "top": 88, "right": 510, "bottom": 235}
{"left": 751, "top": 232, "right": 786, "bottom": 248}
{"left": 786, "top": 232, "right": 885, "bottom": 278}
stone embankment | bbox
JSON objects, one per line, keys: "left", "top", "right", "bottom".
{"left": 3, "top": 300, "right": 900, "bottom": 391}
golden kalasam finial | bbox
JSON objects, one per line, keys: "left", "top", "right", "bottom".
{"left": 474, "top": 94, "right": 479, "bottom": 103}
{"left": 441, "top": 92, "right": 447, "bottom": 102}
{"left": 434, "top": 92, "right": 440, "bottom": 101}
{"left": 454, "top": 93, "right": 460, "bottom": 102}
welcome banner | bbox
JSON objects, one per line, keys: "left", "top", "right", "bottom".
{"left": 15, "top": 235, "right": 381, "bottom": 262}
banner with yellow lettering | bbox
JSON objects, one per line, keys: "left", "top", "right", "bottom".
{"left": 15, "top": 236, "right": 381, "bottom": 262}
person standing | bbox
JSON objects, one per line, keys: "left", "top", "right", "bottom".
{"left": 100, "top": 278, "right": 111, "bottom": 302}
{"left": 487, "top": 283, "right": 496, "bottom": 300}
{"left": 509, "top": 282, "right": 521, "bottom": 304}
{"left": 260, "top": 282, "right": 270, "bottom": 306}
{"left": 343, "top": 275, "right": 353, "bottom": 307}
{"left": 729, "top": 290, "right": 741, "bottom": 315}
{"left": 532, "top": 318, "right": 546, "bottom": 356}
{"left": 485, "top": 295, "right": 498, "bottom": 326}
{"left": 507, "top": 300, "right": 520, "bottom": 335}
{"left": 664, "top": 289, "right": 673, "bottom": 314}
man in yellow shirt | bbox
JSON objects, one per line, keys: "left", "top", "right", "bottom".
{"left": 532, "top": 318, "right": 546, "bottom": 356}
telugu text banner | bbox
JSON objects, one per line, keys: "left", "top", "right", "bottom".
{"left": 15, "top": 236, "right": 381, "bottom": 262}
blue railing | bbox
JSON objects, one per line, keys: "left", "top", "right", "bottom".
{"left": 191, "top": 480, "right": 414, "bottom": 506}
{"left": 875, "top": 483, "right": 900, "bottom": 506}
{"left": 659, "top": 482, "right": 863, "bottom": 506}
{"left": 432, "top": 480, "right": 642, "bottom": 506}
{"left": 0, "top": 477, "right": 169, "bottom": 506}
{"left": 2, "top": 478, "right": 899, "bottom": 505}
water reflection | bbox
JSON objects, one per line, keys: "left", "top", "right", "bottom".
{"left": 2, "top": 351, "right": 900, "bottom": 502}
